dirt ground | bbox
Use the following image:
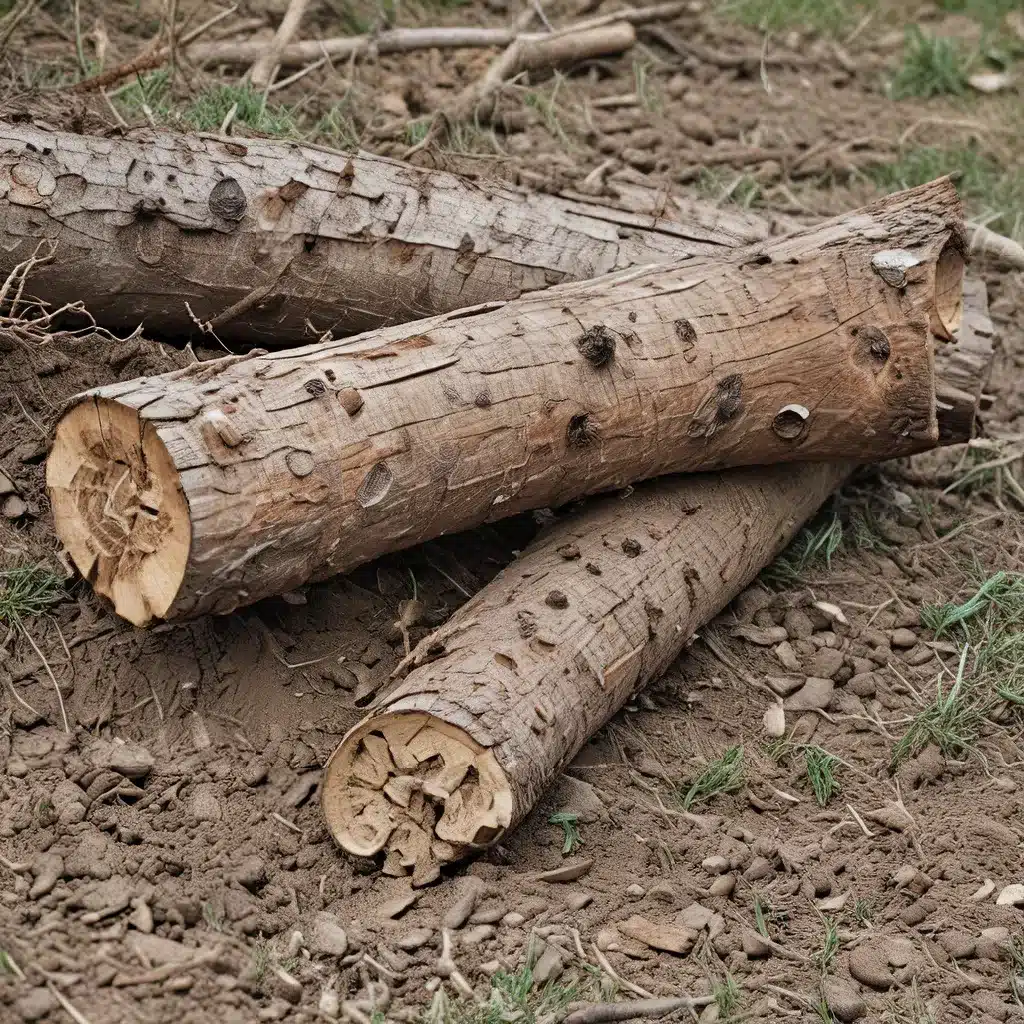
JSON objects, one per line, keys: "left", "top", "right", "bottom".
{"left": 2, "top": 1, "right": 1024, "bottom": 1022}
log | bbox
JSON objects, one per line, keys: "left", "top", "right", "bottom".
{"left": 319, "top": 277, "right": 994, "bottom": 885}
{"left": 47, "top": 181, "right": 964, "bottom": 626}
{"left": 0, "top": 121, "right": 770, "bottom": 346}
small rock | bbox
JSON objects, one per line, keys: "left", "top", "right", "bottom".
{"left": 241, "top": 757, "right": 268, "bottom": 787}
{"left": 976, "top": 926, "right": 1010, "bottom": 961}
{"left": 741, "top": 929, "right": 772, "bottom": 958}
{"left": 899, "top": 902, "right": 930, "bottom": 926}
{"left": 536, "top": 858, "right": 593, "bottom": 883}
{"left": 971, "top": 879, "right": 996, "bottom": 901}
{"left": 618, "top": 915, "right": 697, "bottom": 955}
{"left": 890, "top": 628, "right": 918, "bottom": 649}
{"left": 397, "top": 928, "right": 433, "bottom": 952}
{"left": 129, "top": 898, "right": 154, "bottom": 933}
{"left": 2, "top": 494, "right": 27, "bottom": 519}
{"left": 567, "top": 890, "right": 593, "bottom": 910}
{"left": 461, "top": 924, "right": 495, "bottom": 946}
{"left": 938, "top": 930, "right": 976, "bottom": 960}
{"left": 443, "top": 877, "right": 485, "bottom": 929}
{"left": 379, "top": 890, "right": 420, "bottom": 920}
{"left": 678, "top": 902, "right": 714, "bottom": 931}
{"left": 503, "top": 912, "right": 526, "bottom": 927}
{"left": 996, "top": 884, "right": 1024, "bottom": 906}
{"left": 765, "top": 676, "right": 803, "bottom": 697}
{"left": 993, "top": 776, "right": 1017, "bottom": 793}
{"left": 784, "top": 608, "right": 814, "bottom": 640}
{"left": 702, "top": 855, "right": 730, "bottom": 875}
{"left": 846, "top": 672, "right": 877, "bottom": 698}
{"left": 822, "top": 978, "right": 867, "bottom": 1022}
{"left": 762, "top": 703, "right": 785, "bottom": 738}
{"left": 730, "top": 623, "right": 788, "bottom": 645}
{"left": 532, "top": 942, "right": 564, "bottom": 986}
{"left": 848, "top": 944, "right": 894, "bottom": 990}
{"left": 469, "top": 904, "right": 505, "bottom": 925}
{"left": 551, "top": 775, "right": 606, "bottom": 823}
{"left": 29, "top": 852, "right": 63, "bottom": 899}
{"left": 128, "top": 932, "right": 191, "bottom": 966}
{"left": 647, "top": 882, "right": 677, "bottom": 904}
{"left": 190, "top": 783, "right": 222, "bottom": 822}
{"left": 626, "top": 883, "right": 646, "bottom": 899}
{"left": 596, "top": 927, "right": 620, "bottom": 952}
{"left": 106, "top": 742, "right": 155, "bottom": 779}
{"left": 863, "top": 802, "right": 914, "bottom": 832}
{"left": 319, "top": 987, "right": 340, "bottom": 1020}
{"left": 774, "top": 641, "right": 802, "bottom": 672}
{"left": 708, "top": 874, "right": 736, "bottom": 897}
{"left": 234, "top": 855, "right": 267, "bottom": 892}
{"left": 272, "top": 966, "right": 302, "bottom": 1004}
{"left": 743, "top": 856, "right": 773, "bottom": 881}
{"left": 15, "top": 987, "right": 57, "bottom": 1022}
{"left": 784, "top": 677, "right": 834, "bottom": 712}
{"left": 808, "top": 647, "right": 845, "bottom": 680}
{"left": 310, "top": 913, "right": 348, "bottom": 957}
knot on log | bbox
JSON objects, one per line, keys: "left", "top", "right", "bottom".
{"left": 575, "top": 324, "right": 616, "bottom": 366}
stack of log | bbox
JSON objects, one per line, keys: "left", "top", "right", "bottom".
{"left": 0, "top": 121, "right": 994, "bottom": 886}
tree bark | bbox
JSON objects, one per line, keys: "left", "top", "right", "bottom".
{"left": 319, "top": 278, "right": 994, "bottom": 886}
{"left": 47, "top": 181, "right": 964, "bottom": 627}
{"left": 0, "top": 121, "right": 768, "bottom": 346}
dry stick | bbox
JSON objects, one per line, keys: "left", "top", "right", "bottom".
{"left": 186, "top": 0, "right": 686, "bottom": 66}
{"left": 68, "top": 5, "right": 237, "bottom": 93}
{"left": 564, "top": 995, "right": 716, "bottom": 1024}
{"left": 0, "top": 0, "right": 36, "bottom": 56}
{"left": 248, "top": 0, "right": 311, "bottom": 89}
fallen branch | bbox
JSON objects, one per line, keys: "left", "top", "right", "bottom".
{"left": 563, "top": 995, "right": 716, "bottom": 1024}
{"left": 317, "top": 273, "right": 992, "bottom": 885}
{"left": 48, "top": 181, "right": 962, "bottom": 626}
{"left": 248, "top": 0, "right": 311, "bottom": 89}
{"left": 186, "top": 1, "right": 687, "bottom": 67}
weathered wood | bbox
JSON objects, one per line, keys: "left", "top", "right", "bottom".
{"left": 0, "top": 122, "right": 768, "bottom": 346}
{"left": 47, "top": 181, "right": 964, "bottom": 627}
{"left": 319, "top": 278, "right": 994, "bottom": 885}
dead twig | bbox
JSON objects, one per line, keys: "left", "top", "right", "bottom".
{"left": 564, "top": 995, "right": 715, "bottom": 1024}
{"left": 47, "top": 982, "right": 94, "bottom": 1024}
{"left": 0, "top": 0, "right": 36, "bottom": 56}
{"left": 249, "top": 0, "right": 311, "bottom": 89}
{"left": 591, "top": 945, "right": 655, "bottom": 999}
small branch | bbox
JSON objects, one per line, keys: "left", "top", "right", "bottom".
{"left": 248, "top": 0, "right": 311, "bottom": 89}
{"left": 564, "top": 995, "right": 715, "bottom": 1024}
{"left": 0, "top": 0, "right": 36, "bottom": 57}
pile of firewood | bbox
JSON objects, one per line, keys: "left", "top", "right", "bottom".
{"left": 1, "top": 112, "right": 996, "bottom": 886}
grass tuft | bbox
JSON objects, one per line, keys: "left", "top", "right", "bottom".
{"left": 679, "top": 745, "right": 744, "bottom": 810}
{"left": 763, "top": 507, "right": 843, "bottom": 586}
{"left": 182, "top": 84, "right": 299, "bottom": 136}
{"left": 548, "top": 812, "right": 582, "bottom": 855}
{"left": 804, "top": 746, "right": 842, "bottom": 806}
{"left": 814, "top": 916, "right": 840, "bottom": 974}
{"left": 713, "top": 973, "right": 741, "bottom": 1020}
{"left": 920, "top": 570, "right": 1016, "bottom": 636}
{"left": 0, "top": 565, "right": 65, "bottom": 625}
{"left": 721, "top": 0, "right": 872, "bottom": 35}
{"left": 889, "top": 26, "right": 970, "bottom": 99}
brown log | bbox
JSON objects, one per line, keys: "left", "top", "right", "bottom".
{"left": 318, "top": 278, "right": 993, "bottom": 886}
{"left": 47, "top": 181, "right": 964, "bottom": 627}
{"left": 0, "top": 122, "right": 769, "bottom": 346}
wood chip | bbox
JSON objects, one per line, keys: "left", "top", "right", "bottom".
{"left": 536, "top": 858, "right": 594, "bottom": 883}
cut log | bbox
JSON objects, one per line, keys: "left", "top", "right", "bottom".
{"left": 0, "top": 122, "right": 770, "bottom": 346}
{"left": 319, "top": 277, "right": 994, "bottom": 885}
{"left": 47, "top": 181, "right": 964, "bottom": 626}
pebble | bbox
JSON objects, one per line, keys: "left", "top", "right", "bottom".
{"left": 765, "top": 676, "right": 803, "bottom": 697}
{"left": 469, "top": 904, "right": 506, "bottom": 925}
{"left": 272, "top": 966, "right": 302, "bottom": 1004}
{"left": 240, "top": 757, "right": 268, "bottom": 787}
{"left": 310, "top": 913, "right": 349, "bottom": 957}
{"left": 938, "top": 930, "right": 976, "bottom": 959}
{"left": 29, "top": 852, "right": 63, "bottom": 899}
{"left": 784, "top": 677, "right": 834, "bottom": 712}
{"left": 708, "top": 874, "right": 736, "bottom": 897}
{"left": 190, "top": 783, "right": 223, "bottom": 822}
{"left": 551, "top": 776, "right": 606, "bottom": 823}
{"left": 566, "top": 890, "right": 593, "bottom": 911}
{"left": 531, "top": 942, "right": 564, "bottom": 986}
{"left": 678, "top": 902, "right": 714, "bottom": 931}
{"left": 890, "top": 627, "right": 918, "bottom": 649}
{"left": 863, "top": 802, "right": 914, "bottom": 832}
{"left": 971, "top": 879, "right": 996, "bottom": 901}
{"left": 379, "top": 890, "right": 419, "bottom": 920}
{"left": 128, "top": 932, "right": 191, "bottom": 966}
{"left": 996, "top": 884, "right": 1024, "bottom": 906}
{"left": 702, "top": 855, "right": 731, "bottom": 875}
{"left": 442, "top": 877, "right": 485, "bottom": 929}
{"left": 993, "top": 776, "right": 1018, "bottom": 793}
{"left": 846, "top": 672, "right": 877, "bottom": 698}
{"left": 762, "top": 704, "right": 785, "bottom": 738}
{"left": 808, "top": 647, "right": 845, "bottom": 679}
{"left": 618, "top": 915, "right": 697, "bottom": 955}
{"left": 397, "top": 928, "right": 433, "bottom": 952}
{"left": 741, "top": 929, "right": 772, "bottom": 958}
{"left": 129, "top": 898, "right": 154, "bottom": 933}
{"left": 626, "top": 883, "right": 646, "bottom": 899}
{"left": 105, "top": 742, "right": 155, "bottom": 779}
{"left": 774, "top": 641, "right": 802, "bottom": 672}
{"left": 319, "top": 988, "right": 340, "bottom": 1020}
{"left": 822, "top": 978, "right": 867, "bottom": 1022}
{"left": 596, "top": 927, "right": 619, "bottom": 952}
{"left": 899, "top": 902, "right": 931, "bottom": 926}
{"left": 536, "top": 858, "right": 593, "bottom": 883}
{"left": 904, "top": 646, "right": 935, "bottom": 667}
{"left": 460, "top": 924, "right": 495, "bottom": 946}
{"left": 743, "top": 857, "right": 773, "bottom": 881}
{"left": 977, "top": 926, "right": 1010, "bottom": 961}
{"left": 783, "top": 608, "right": 814, "bottom": 640}
{"left": 15, "top": 987, "right": 57, "bottom": 1022}
{"left": 647, "top": 881, "right": 677, "bottom": 904}
{"left": 234, "top": 855, "right": 267, "bottom": 892}
{"left": 502, "top": 912, "right": 526, "bottom": 927}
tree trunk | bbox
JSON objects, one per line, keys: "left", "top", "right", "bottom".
{"left": 319, "top": 278, "right": 994, "bottom": 886}
{"left": 47, "top": 181, "right": 964, "bottom": 627}
{"left": 0, "top": 121, "right": 768, "bottom": 346}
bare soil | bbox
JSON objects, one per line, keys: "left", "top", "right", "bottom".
{"left": 2, "top": 2, "right": 1024, "bottom": 1023}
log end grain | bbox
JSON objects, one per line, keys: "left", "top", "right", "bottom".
{"left": 46, "top": 397, "right": 190, "bottom": 627}
{"left": 321, "top": 712, "right": 513, "bottom": 886}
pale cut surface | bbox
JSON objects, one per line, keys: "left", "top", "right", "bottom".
{"left": 46, "top": 180, "right": 963, "bottom": 625}
{"left": 318, "top": 278, "right": 992, "bottom": 885}
{"left": 46, "top": 398, "right": 190, "bottom": 626}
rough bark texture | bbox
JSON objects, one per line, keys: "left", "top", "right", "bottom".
{"left": 47, "top": 181, "right": 964, "bottom": 626}
{"left": 0, "top": 122, "right": 769, "bottom": 345}
{"left": 319, "top": 278, "right": 994, "bottom": 884}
